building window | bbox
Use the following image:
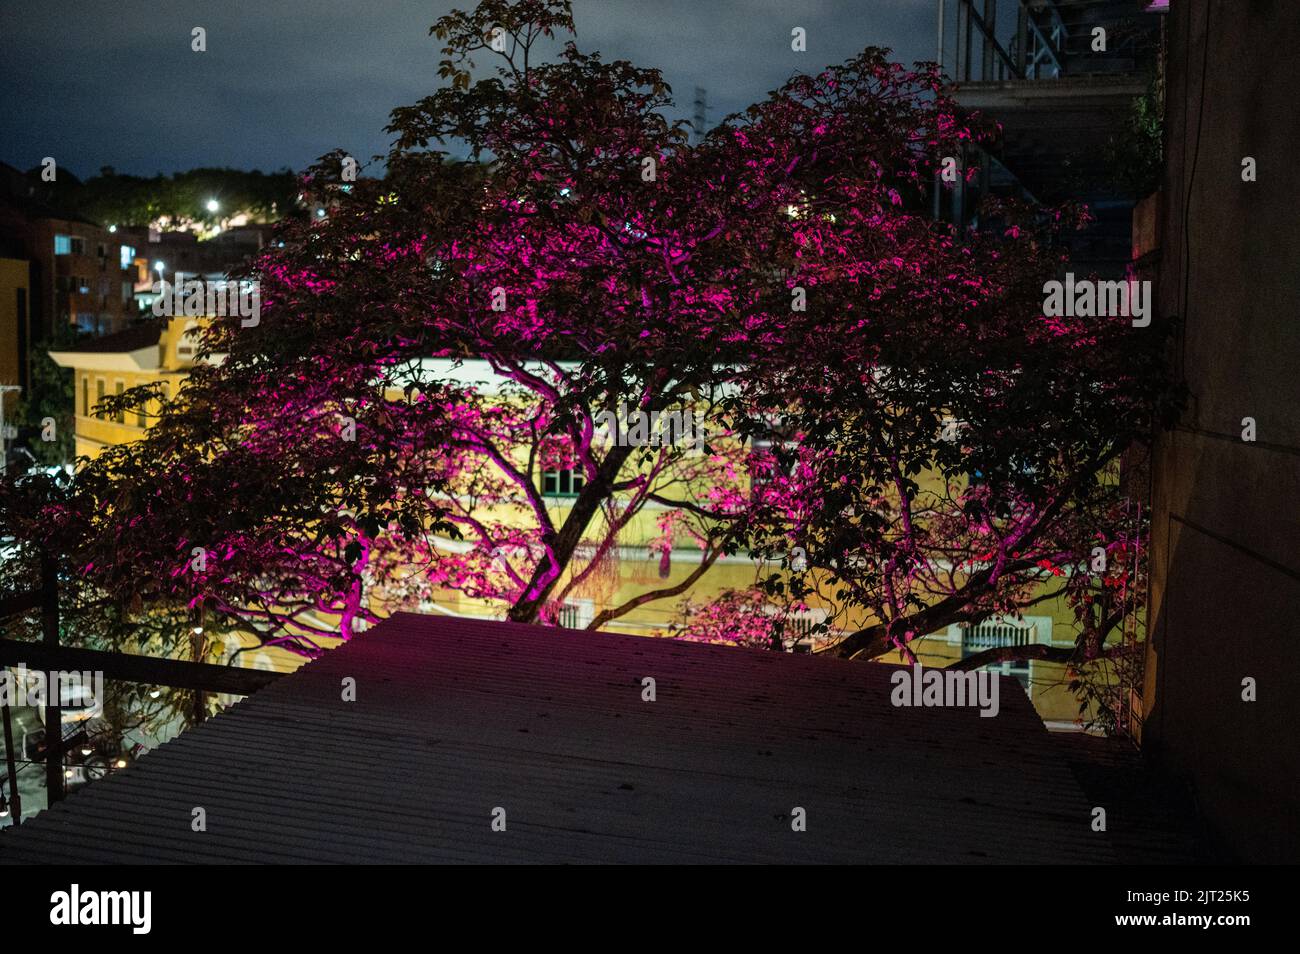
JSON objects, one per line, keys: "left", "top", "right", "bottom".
{"left": 556, "top": 600, "right": 593, "bottom": 629}
{"left": 541, "top": 468, "right": 584, "bottom": 497}
{"left": 176, "top": 320, "right": 201, "bottom": 360}
{"left": 82, "top": 376, "right": 89, "bottom": 416}
{"left": 748, "top": 428, "right": 798, "bottom": 502}
{"left": 95, "top": 378, "right": 105, "bottom": 417}
{"left": 113, "top": 381, "right": 125, "bottom": 424}
{"left": 958, "top": 617, "right": 1035, "bottom": 689}
{"left": 767, "top": 606, "right": 827, "bottom": 653}
{"left": 119, "top": 245, "right": 135, "bottom": 269}
{"left": 55, "top": 235, "right": 87, "bottom": 256}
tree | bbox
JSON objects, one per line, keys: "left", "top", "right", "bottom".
{"left": 65, "top": 167, "right": 299, "bottom": 232}
{"left": 15, "top": 323, "right": 81, "bottom": 467}
{"left": 0, "top": 470, "right": 223, "bottom": 747}
{"left": 46, "top": 0, "right": 1174, "bottom": 673}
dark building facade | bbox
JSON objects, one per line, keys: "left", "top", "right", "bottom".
{"left": 0, "top": 163, "right": 135, "bottom": 342}
{"left": 941, "top": 0, "right": 1162, "bottom": 275}
{"left": 1143, "top": 0, "right": 1300, "bottom": 863}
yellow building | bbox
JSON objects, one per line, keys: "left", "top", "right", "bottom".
{"left": 48, "top": 318, "right": 199, "bottom": 460}
{"left": 0, "top": 257, "right": 31, "bottom": 415}
{"left": 49, "top": 345, "right": 1104, "bottom": 724}
{"left": 47, "top": 316, "right": 346, "bottom": 679}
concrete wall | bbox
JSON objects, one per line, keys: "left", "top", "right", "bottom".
{"left": 1145, "top": 0, "right": 1300, "bottom": 863}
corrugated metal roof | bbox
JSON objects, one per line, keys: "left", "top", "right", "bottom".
{"left": 1052, "top": 731, "right": 1210, "bottom": 863}
{"left": 0, "top": 613, "right": 1118, "bottom": 863}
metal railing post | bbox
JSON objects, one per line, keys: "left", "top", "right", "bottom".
{"left": 2, "top": 703, "right": 21, "bottom": 825}
{"left": 40, "top": 550, "right": 63, "bottom": 807}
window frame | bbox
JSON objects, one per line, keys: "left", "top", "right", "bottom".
{"left": 541, "top": 467, "right": 585, "bottom": 498}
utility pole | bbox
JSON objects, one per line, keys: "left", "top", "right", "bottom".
{"left": 692, "top": 87, "right": 708, "bottom": 144}
{"left": 190, "top": 605, "right": 207, "bottom": 725}
{"left": 937, "top": 0, "right": 945, "bottom": 72}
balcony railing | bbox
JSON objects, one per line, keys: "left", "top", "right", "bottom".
{"left": 939, "top": 0, "right": 1159, "bottom": 84}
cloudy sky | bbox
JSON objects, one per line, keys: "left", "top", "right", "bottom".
{"left": 0, "top": 0, "right": 938, "bottom": 177}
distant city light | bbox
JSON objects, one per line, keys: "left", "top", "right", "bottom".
{"left": 108, "top": 224, "right": 117, "bottom": 233}
{"left": 206, "top": 199, "right": 220, "bottom": 213}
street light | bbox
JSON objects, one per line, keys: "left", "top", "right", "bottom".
{"left": 206, "top": 199, "right": 219, "bottom": 213}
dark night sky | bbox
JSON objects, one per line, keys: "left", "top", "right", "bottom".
{"left": 0, "top": 1, "right": 938, "bottom": 178}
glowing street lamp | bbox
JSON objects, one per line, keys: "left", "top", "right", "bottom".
{"left": 206, "top": 198, "right": 220, "bottom": 213}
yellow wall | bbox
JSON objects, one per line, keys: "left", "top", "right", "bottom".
{"left": 73, "top": 369, "right": 184, "bottom": 460}
{"left": 57, "top": 346, "right": 1105, "bottom": 725}
{"left": 63, "top": 317, "right": 200, "bottom": 459}
{"left": 0, "top": 258, "right": 30, "bottom": 398}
